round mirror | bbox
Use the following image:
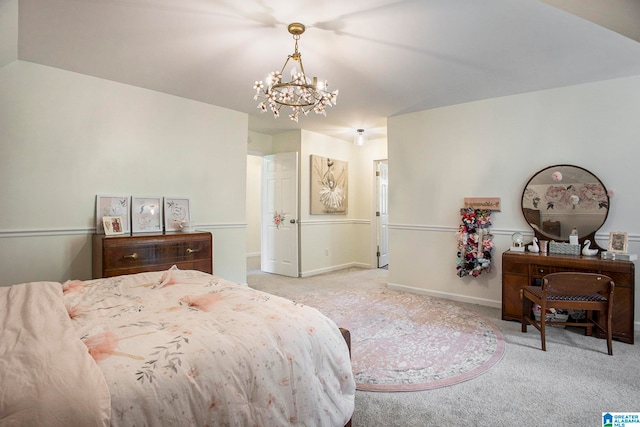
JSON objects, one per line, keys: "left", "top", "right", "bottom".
{"left": 521, "top": 165, "right": 609, "bottom": 248}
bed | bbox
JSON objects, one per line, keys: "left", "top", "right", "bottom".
{"left": 0, "top": 267, "right": 355, "bottom": 426}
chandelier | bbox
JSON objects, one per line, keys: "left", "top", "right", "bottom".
{"left": 253, "top": 23, "right": 338, "bottom": 122}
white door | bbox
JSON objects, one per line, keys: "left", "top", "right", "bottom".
{"left": 261, "top": 152, "right": 299, "bottom": 277}
{"left": 376, "top": 161, "right": 389, "bottom": 268}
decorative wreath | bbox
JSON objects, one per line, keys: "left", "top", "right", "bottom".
{"left": 456, "top": 208, "right": 494, "bottom": 278}
{"left": 273, "top": 211, "right": 286, "bottom": 229}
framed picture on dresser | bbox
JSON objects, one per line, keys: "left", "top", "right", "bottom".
{"left": 96, "top": 195, "right": 130, "bottom": 234}
{"left": 102, "top": 216, "right": 125, "bottom": 236}
{"left": 608, "top": 232, "right": 628, "bottom": 253}
{"left": 131, "top": 196, "right": 163, "bottom": 233}
{"left": 164, "top": 197, "right": 190, "bottom": 231}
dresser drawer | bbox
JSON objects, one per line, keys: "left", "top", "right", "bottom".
{"left": 93, "top": 232, "right": 213, "bottom": 278}
{"left": 531, "top": 264, "right": 554, "bottom": 276}
{"left": 103, "top": 240, "right": 209, "bottom": 270}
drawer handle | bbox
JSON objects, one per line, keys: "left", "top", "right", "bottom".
{"left": 186, "top": 248, "right": 200, "bottom": 254}
{"left": 123, "top": 253, "right": 138, "bottom": 260}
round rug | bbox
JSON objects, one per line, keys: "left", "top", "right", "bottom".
{"left": 294, "top": 287, "right": 506, "bottom": 392}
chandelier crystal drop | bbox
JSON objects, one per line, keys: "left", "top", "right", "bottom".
{"left": 253, "top": 23, "right": 338, "bottom": 122}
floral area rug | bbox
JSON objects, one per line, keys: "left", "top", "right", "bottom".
{"left": 258, "top": 270, "right": 506, "bottom": 392}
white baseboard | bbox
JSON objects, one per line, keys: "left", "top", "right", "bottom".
{"left": 387, "top": 281, "right": 502, "bottom": 309}
{"left": 246, "top": 253, "right": 261, "bottom": 270}
{"left": 300, "top": 262, "right": 371, "bottom": 278}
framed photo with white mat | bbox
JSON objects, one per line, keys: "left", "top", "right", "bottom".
{"left": 164, "top": 197, "right": 190, "bottom": 231}
{"left": 131, "top": 196, "right": 163, "bottom": 233}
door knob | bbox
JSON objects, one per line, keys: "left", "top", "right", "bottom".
{"left": 290, "top": 219, "right": 296, "bottom": 223}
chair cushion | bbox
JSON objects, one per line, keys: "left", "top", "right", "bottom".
{"left": 523, "top": 286, "right": 607, "bottom": 302}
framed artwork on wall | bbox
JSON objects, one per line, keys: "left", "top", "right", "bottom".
{"left": 608, "top": 231, "right": 628, "bottom": 253}
{"left": 96, "top": 195, "right": 130, "bottom": 234}
{"left": 131, "top": 196, "right": 163, "bottom": 233}
{"left": 102, "top": 216, "right": 125, "bottom": 236}
{"left": 310, "top": 155, "right": 348, "bottom": 214}
{"left": 164, "top": 197, "right": 190, "bottom": 231}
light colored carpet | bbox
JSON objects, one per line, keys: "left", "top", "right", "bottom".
{"left": 248, "top": 267, "right": 640, "bottom": 427}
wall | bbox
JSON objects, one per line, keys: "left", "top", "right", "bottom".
{"left": 0, "top": 0, "right": 17, "bottom": 68}
{"left": 388, "top": 75, "right": 640, "bottom": 324}
{"left": 246, "top": 154, "right": 262, "bottom": 269}
{"left": 247, "top": 130, "right": 272, "bottom": 156}
{"left": 0, "top": 61, "right": 248, "bottom": 285}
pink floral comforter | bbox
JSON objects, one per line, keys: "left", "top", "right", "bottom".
{"left": 64, "top": 267, "right": 355, "bottom": 426}
{"left": 0, "top": 282, "right": 110, "bottom": 427}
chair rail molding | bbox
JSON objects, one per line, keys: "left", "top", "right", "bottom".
{"left": 0, "top": 223, "right": 247, "bottom": 238}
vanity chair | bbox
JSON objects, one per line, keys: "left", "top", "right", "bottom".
{"left": 522, "top": 272, "right": 615, "bottom": 355}
{"left": 502, "top": 164, "right": 635, "bottom": 345}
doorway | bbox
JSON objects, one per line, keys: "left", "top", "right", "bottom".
{"left": 260, "top": 152, "right": 300, "bottom": 277}
{"left": 376, "top": 160, "right": 389, "bottom": 268}
{"left": 248, "top": 152, "right": 386, "bottom": 274}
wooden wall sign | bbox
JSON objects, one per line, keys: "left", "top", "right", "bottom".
{"left": 463, "top": 197, "right": 501, "bottom": 211}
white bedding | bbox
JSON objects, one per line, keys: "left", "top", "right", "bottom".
{"left": 63, "top": 267, "right": 355, "bottom": 426}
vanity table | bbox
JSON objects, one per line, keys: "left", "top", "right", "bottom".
{"left": 502, "top": 251, "right": 635, "bottom": 343}
{"left": 503, "top": 164, "right": 635, "bottom": 344}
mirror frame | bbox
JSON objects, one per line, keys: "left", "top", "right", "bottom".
{"left": 521, "top": 164, "right": 609, "bottom": 251}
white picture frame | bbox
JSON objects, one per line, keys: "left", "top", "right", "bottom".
{"left": 96, "top": 195, "right": 130, "bottom": 234}
{"left": 131, "top": 196, "right": 163, "bottom": 233}
{"left": 102, "top": 216, "right": 125, "bottom": 235}
{"left": 164, "top": 197, "right": 191, "bottom": 231}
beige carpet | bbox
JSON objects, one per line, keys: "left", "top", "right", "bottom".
{"left": 248, "top": 267, "right": 640, "bottom": 427}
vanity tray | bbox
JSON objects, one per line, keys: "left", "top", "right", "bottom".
{"left": 548, "top": 242, "right": 580, "bottom": 256}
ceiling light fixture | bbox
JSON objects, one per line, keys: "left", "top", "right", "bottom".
{"left": 253, "top": 23, "right": 338, "bottom": 123}
{"left": 354, "top": 128, "right": 367, "bottom": 146}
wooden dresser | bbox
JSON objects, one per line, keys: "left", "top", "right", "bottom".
{"left": 502, "top": 251, "right": 635, "bottom": 344}
{"left": 92, "top": 232, "right": 212, "bottom": 279}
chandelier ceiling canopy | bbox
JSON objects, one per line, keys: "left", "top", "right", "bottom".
{"left": 253, "top": 23, "right": 339, "bottom": 123}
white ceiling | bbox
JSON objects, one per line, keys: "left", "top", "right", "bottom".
{"left": 14, "top": 0, "right": 640, "bottom": 141}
